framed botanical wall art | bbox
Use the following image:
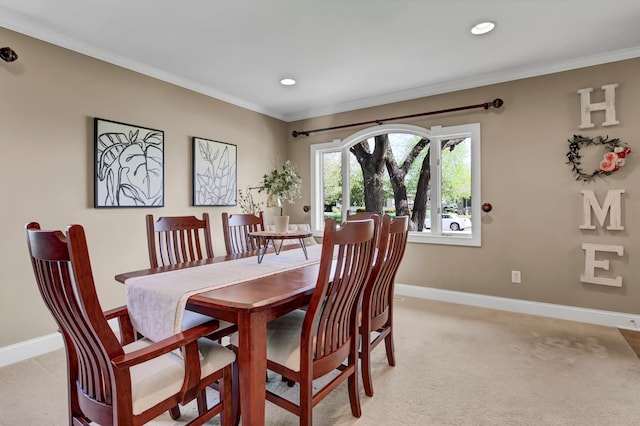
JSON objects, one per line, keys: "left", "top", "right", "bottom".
{"left": 94, "top": 118, "right": 164, "bottom": 208}
{"left": 192, "top": 137, "right": 237, "bottom": 206}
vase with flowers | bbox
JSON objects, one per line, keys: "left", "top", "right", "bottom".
{"left": 258, "top": 157, "right": 302, "bottom": 232}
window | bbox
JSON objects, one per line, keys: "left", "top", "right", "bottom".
{"left": 310, "top": 123, "right": 481, "bottom": 246}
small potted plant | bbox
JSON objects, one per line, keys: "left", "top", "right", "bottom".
{"left": 258, "top": 157, "right": 302, "bottom": 232}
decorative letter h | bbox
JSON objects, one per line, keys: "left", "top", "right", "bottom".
{"left": 577, "top": 84, "right": 619, "bottom": 129}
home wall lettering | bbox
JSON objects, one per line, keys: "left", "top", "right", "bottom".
{"left": 574, "top": 83, "right": 628, "bottom": 287}
{"left": 579, "top": 189, "right": 625, "bottom": 287}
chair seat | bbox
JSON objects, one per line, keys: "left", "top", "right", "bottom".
{"left": 125, "top": 338, "right": 235, "bottom": 415}
{"left": 230, "top": 309, "right": 305, "bottom": 372}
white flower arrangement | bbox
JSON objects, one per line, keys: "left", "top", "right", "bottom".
{"left": 258, "top": 158, "right": 302, "bottom": 214}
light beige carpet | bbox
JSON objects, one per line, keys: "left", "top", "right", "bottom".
{"left": 2, "top": 296, "right": 640, "bottom": 425}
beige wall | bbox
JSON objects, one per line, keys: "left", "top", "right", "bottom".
{"left": 287, "top": 58, "right": 640, "bottom": 315}
{"left": 0, "top": 28, "right": 287, "bottom": 346}
{"left": 3, "top": 26, "right": 639, "bottom": 349}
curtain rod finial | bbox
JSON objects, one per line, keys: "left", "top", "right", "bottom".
{"left": 0, "top": 46, "right": 18, "bottom": 62}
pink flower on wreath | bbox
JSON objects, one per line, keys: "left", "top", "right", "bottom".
{"left": 600, "top": 159, "right": 617, "bottom": 172}
{"left": 604, "top": 152, "right": 618, "bottom": 163}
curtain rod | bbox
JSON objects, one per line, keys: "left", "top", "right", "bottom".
{"left": 291, "top": 98, "right": 504, "bottom": 138}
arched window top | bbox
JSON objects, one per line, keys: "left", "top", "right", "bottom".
{"left": 322, "top": 123, "right": 431, "bottom": 150}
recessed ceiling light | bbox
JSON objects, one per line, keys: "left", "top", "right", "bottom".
{"left": 471, "top": 21, "right": 495, "bottom": 35}
{"left": 280, "top": 78, "right": 296, "bottom": 86}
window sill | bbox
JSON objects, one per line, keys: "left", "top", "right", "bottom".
{"left": 407, "top": 232, "right": 480, "bottom": 247}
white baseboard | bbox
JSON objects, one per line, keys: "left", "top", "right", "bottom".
{"left": 0, "top": 319, "right": 121, "bottom": 368}
{"left": 3, "top": 286, "right": 639, "bottom": 368}
{"left": 395, "top": 283, "right": 640, "bottom": 331}
{"left": 0, "top": 332, "right": 63, "bottom": 368}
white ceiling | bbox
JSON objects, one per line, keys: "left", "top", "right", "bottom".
{"left": 2, "top": 1, "right": 640, "bottom": 122}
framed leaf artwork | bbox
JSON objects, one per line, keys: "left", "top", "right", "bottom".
{"left": 192, "top": 137, "right": 237, "bottom": 206}
{"left": 94, "top": 118, "right": 164, "bottom": 208}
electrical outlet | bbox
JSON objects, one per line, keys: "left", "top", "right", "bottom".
{"left": 511, "top": 270, "right": 521, "bottom": 284}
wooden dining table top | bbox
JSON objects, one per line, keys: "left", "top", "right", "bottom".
{"left": 115, "top": 247, "right": 319, "bottom": 315}
{"left": 114, "top": 246, "right": 320, "bottom": 425}
{"left": 115, "top": 250, "right": 258, "bottom": 282}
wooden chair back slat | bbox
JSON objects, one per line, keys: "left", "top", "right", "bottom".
{"left": 221, "top": 212, "right": 264, "bottom": 255}
{"left": 146, "top": 214, "right": 214, "bottom": 267}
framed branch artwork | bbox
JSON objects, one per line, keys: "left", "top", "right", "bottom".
{"left": 94, "top": 118, "right": 164, "bottom": 208}
{"left": 192, "top": 137, "right": 237, "bottom": 206}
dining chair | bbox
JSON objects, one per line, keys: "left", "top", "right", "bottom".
{"left": 146, "top": 213, "right": 238, "bottom": 340}
{"left": 25, "top": 222, "right": 235, "bottom": 426}
{"left": 146, "top": 213, "right": 214, "bottom": 267}
{"left": 236, "top": 217, "right": 375, "bottom": 425}
{"left": 359, "top": 215, "right": 409, "bottom": 397}
{"left": 221, "top": 211, "right": 265, "bottom": 255}
{"left": 146, "top": 213, "right": 239, "bottom": 421}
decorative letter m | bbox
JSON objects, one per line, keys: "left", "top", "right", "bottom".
{"left": 580, "top": 189, "right": 624, "bottom": 230}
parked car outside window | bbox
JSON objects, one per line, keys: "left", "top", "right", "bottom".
{"left": 425, "top": 213, "right": 472, "bottom": 231}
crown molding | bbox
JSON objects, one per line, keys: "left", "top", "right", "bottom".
{"left": 3, "top": 10, "right": 640, "bottom": 123}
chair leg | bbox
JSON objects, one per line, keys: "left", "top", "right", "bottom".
{"left": 299, "top": 376, "right": 313, "bottom": 426}
{"left": 231, "top": 361, "right": 240, "bottom": 426}
{"left": 347, "top": 360, "right": 362, "bottom": 418}
{"left": 281, "top": 375, "right": 296, "bottom": 387}
{"left": 361, "top": 331, "right": 374, "bottom": 397}
{"left": 196, "top": 390, "right": 208, "bottom": 415}
{"left": 169, "top": 406, "right": 181, "bottom": 420}
{"left": 385, "top": 328, "right": 396, "bottom": 366}
{"left": 221, "top": 365, "right": 234, "bottom": 426}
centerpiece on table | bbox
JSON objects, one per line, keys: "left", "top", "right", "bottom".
{"left": 258, "top": 157, "right": 302, "bottom": 233}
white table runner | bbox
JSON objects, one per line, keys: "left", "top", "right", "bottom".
{"left": 125, "top": 245, "right": 323, "bottom": 342}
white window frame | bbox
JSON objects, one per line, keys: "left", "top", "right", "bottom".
{"left": 310, "top": 123, "right": 481, "bottom": 246}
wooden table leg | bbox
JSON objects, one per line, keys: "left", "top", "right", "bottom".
{"left": 237, "top": 311, "right": 268, "bottom": 425}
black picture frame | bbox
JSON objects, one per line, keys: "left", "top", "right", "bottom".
{"left": 192, "top": 137, "right": 237, "bottom": 206}
{"left": 94, "top": 117, "right": 164, "bottom": 208}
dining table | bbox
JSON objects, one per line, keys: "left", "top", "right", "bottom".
{"left": 115, "top": 245, "right": 322, "bottom": 426}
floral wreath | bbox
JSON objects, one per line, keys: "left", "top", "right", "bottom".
{"left": 566, "top": 135, "right": 631, "bottom": 182}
